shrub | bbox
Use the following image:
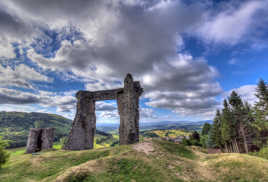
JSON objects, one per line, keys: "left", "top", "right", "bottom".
{"left": 0, "top": 136, "right": 9, "bottom": 168}
{"left": 251, "top": 145, "right": 268, "bottom": 160}
{"left": 155, "top": 139, "right": 196, "bottom": 159}
{"left": 60, "top": 137, "right": 67, "bottom": 146}
{"left": 200, "top": 135, "right": 209, "bottom": 148}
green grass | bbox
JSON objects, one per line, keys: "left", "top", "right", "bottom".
{"left": 141, "top": 129, "right": 190, "bottom": 140}
{"left": 7, "top": 147, "right": 25, "bottom": 156}
{"left": 154, "top": 139, "right": 196, "bottom": 159}
{"left": 1, "top": 139, "right": 268, "bottom": 182}
{"left": 70, "top": 158, "right": 167, "bottom": 182}
{"left": 208, "top": 154, "right": 268, "bottom": 182}
{"left": 0, "top": 148, "right": 111, "bottom": 182}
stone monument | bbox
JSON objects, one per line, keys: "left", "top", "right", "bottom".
{"left": 26, "top": 128, "right": 54, "bottom": 153}
{"left": 64, "top": 73, "right": 143, "bottom": 150}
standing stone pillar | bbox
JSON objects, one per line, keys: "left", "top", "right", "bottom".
{"left": 41, "top": 128, "right": 55, "bottom": 150}
{"left": 117, "top": 74, "right": 143, "bottom": 145}
{"left": 64, "top": 91, "right": 96, "bottom": 150}
{"left": 26, "top": 128, "right": 42, "bottom": 153}
{"left": 26, "top": 128, "right": 54, "bottom": 153}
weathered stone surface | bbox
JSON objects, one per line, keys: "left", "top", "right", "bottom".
{"left": 41, "top": 128, "right": 55, "bottom": 150}
{"left": 80, "top": 89, "right": 123, "bottom": 101}
{"left": 26, "top": 128, "right": 54, "bottom": 153}
{"left": 118, "top": 74, "right": 142, "bottom": 144}
{"left": 64, "top": 73, "right": 143, "bottom": 150}
{"left": 26, "top": 128, "right": 42, "bottom": 153}
{"left": 63, "top": 92, "right": 96, "bottom": 150}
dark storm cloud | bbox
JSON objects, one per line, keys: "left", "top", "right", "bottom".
{"left": 7, "top": 0, "right": 103, "bottom": 18}
{"left": 0, "top": 88, "right": 77, "bottom": 113}
{"left": 0, "top": 88, "right": 40, "bottom": 104}
{"left": 0, "top": 6, "right": 33, "bottom": 40}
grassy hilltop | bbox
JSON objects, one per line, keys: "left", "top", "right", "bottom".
{"left": 1, "top": 139, "right": 268, "bottom": 182}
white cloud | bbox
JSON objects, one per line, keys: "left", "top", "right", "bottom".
{"left": 96, "top": 101, "right": 117, "bottom": 111}
{"left": 0, "top": 64, "right": 52, "bottom": 89}
{"left": 225, "top": 84, "right": 257, "bottom": 106}
{"left": 140, "top": 108, "right": 158, "bottom": 119}
{"left": 0, "top": 41, "right": 16, "bottom": 59}
{"left": 195, "top": 0, "right": 267, "bottom": 44}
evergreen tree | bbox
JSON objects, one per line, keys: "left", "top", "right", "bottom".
{"left": 0, "top": 137, "right": 9, "bottom": 169}
{"left": 210, "top": 110, "right": 222, "bottom": 148}
{"left": 221, "top": 99, "right": 233, "bottom": 152}
{"left": 228, "top": 91, "right": 253, "bottom": 153}
{"left": 255, "top": 79, "right": 268, "bottom": 111}
{"left": 229, "top": 91, "right": 243, "bottom": 111}
{"left": 201, "top": 123, "right": 211, "bottom": 136}
{"left": 207, "top": 127, "right": 216, "bottom": 148}
{"left": 210, "top": 80, "right": 268, "bottom": 153}
{"left": 253, "top": 79, "right": 268, "bottom": 147}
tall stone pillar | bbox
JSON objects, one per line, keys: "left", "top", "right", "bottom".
{"left": 64, "top": 91, "right": 96, "bottom": 150}
{"left": 26, "top": 128, "right": 54, "bottom": 153}
{"left": 117, "top": 74, "right": 143, "bottom": 145}
{"left": 26, "top": 128, "right": 42, "bottom": 153}
{"left": 41, "top": 128, "right": 54, "bottom": 150}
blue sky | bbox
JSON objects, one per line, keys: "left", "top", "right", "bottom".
{"left": 0, "top": 0, "right": 267, "bottom": 123}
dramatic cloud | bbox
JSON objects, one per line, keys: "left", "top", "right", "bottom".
{"left": 0, "top": 0, "right": 237, "bottom": 120}
{"left": 195, "top": 0, "right": 268, "bottom": 44}
{"left": 0, "top": 88, "right": 77, "bottom": 114}
{"left": 0, "top": 6, "right": 33, "bottom": 41}
{"left": 0, "top": 88, "right": 40, "bottom": 105}
{"left": 0, "top": 64, "right": 52, "bottom": 89}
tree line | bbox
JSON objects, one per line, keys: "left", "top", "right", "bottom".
{"left": 207, "top": 79, "right": 268, "bottom": 153}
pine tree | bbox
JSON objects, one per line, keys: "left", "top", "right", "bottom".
{"left": 210, "top": 81, "right": 268, "bottom": 153}
{"left": 228, "top": 91, "right": 251, "bottom": 153}
{"left": 210, "top": 110, "right": 222, "bottom": 148}
{"left": 201, "top": 123, "right": 211, "bottom": 136}
{"left": 221, "top": 99, "right": 233, "bottom": 152}
{"left": 253, "top": 79, "right": 268, "bottom": 148}
{"left": 255, "top": 79, "right": 268, "bottom": 111}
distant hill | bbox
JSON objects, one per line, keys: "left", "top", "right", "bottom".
{"left": 0, "top": 112, "right": 110, "bottom": 148}
{"left": 140, "top": 129, "right": 190, "bottom": 139}
{"left": 97, "top": 120, "right": 213, "bottom": 132}
{"left": 140, "top": 120, "right": 212, "bottom": 131}
{"left": 0, "top": 111, "right": 211, "bottom": 148}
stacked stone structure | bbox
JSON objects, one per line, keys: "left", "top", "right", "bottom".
{"left": 26, "top": 128, "right": 54, "bottom": 153}
{"left": 64, "top": 73, "right": 143, "bottom": 150}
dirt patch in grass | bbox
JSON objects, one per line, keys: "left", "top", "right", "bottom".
{"left": 133, "top": 142, "right": 155, "bottom": 155}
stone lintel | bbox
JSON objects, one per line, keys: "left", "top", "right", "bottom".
{"left": 76, "top": 88, "right": 123, "bottom": 101}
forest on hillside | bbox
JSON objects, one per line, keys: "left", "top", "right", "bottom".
{"left": 0, "top": 112, "right": 72, "bottom": 148}
{"left": 203, "top": 79, "right": 268, "bottom": 153}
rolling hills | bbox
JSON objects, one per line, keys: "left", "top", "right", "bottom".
{"left": 0, "top": 112, "right": 114, "bottom": 148}
{"left": 1, "top": 139, "right": 268, "bottom": 182}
